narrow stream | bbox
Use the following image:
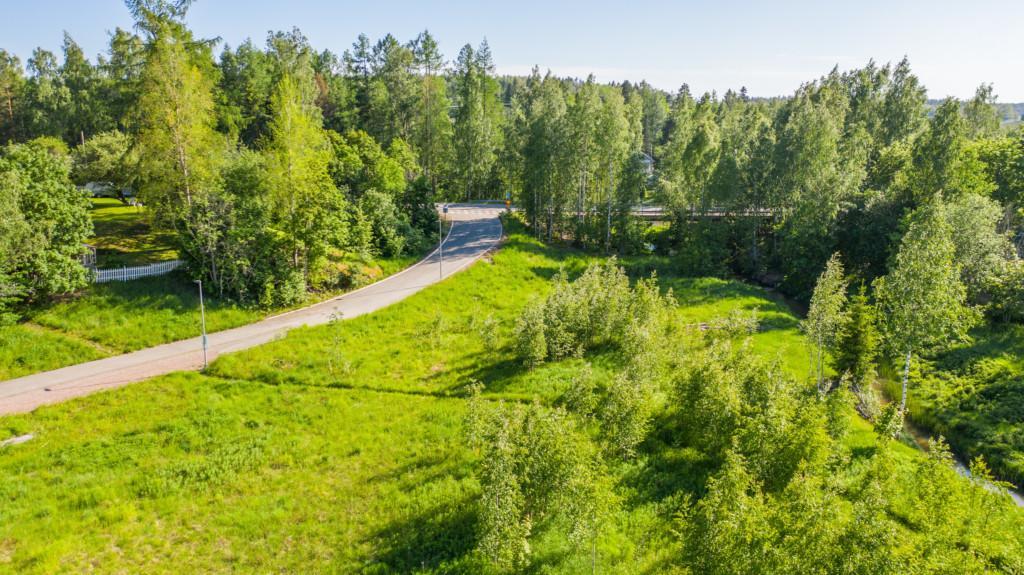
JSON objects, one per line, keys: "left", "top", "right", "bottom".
{"left": 766, "top": 289, "right": 1024, "bottom": 508}
{"left": 902, "top": 417, "right": 1024, "bottom": 507}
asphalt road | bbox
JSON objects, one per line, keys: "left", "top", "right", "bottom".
{"left": 0, "top": 204, "right": 504, "bottom": 416}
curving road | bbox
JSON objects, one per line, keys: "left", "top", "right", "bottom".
{"left": 0, "top": 204, "right": 504, "bottom": 416}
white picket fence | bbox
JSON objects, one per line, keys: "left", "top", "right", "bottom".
{"left": 93, "top": 260, "right": 183, "bottom": 283}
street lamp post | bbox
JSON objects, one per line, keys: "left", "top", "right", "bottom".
{"left": 440, "top": 204, "right": 448, "bottom": 279}
{"left": 195, "top": 279, "right": 208, "bottom": 369}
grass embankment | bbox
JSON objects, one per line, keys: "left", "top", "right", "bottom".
{"left": 888, "top": 324, "right": 1024, "bottom": 488}
{"left": 0, "top": 254, "right": 419, "bottom": 381}
{"left": 0, "top": 222, "right": 961, "bottom": 573}
{"left": 87, "top": 197, "right": 178, "bottom": 267}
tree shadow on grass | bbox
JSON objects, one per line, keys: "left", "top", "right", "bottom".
{"left": 367, "top": 452, "right": 474, "bottom": 489}
{"left": 422, "top": 352, "right": 526, "bottom": 395}
{"left": 619, "top": 414, "right": 718, "bottom": 508}
{"left": 933, "top": 325, "right": 1024, "bottom": 373}
{"left": 755, "top": 310, "right": 800, "bottom": 332}
{"left": 365, "top": 493, "right": 482, "bottom": 574}
{"left": 850, "top": 444, "right": 879, "bottom": 461}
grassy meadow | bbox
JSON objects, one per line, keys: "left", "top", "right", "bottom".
{"left": 3, "top": 220, "right": 1004, "bottom": 574}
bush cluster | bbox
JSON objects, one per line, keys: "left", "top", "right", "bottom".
{"left": 513, "top": 259, "right": 674, "bottom": 366}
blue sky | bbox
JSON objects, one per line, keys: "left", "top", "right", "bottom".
{"left": 3, "top": 0, "right": 1023, "bottom": 100}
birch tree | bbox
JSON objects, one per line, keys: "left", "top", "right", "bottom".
{"left": 265, "top": 74, "right": 346, "bottom": 284}
{"left": 132, "top": 3, "right": 226, "bottom": 287}
{"left": 803, "top": 253, "right": 848, "bottom": 394}
{"left": 451, "top": 41, "right": 502, "bottom": 200}
{"left": 874, "top": 199, "right": 979, "bottom": 424}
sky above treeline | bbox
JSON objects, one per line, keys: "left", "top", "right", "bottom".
{"left": 3, "top": 0, "right": 1023, "bottom": 101}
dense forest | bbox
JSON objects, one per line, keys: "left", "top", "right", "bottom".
{"left": 2, "top": 0, "right": 1024, "bottom": 570}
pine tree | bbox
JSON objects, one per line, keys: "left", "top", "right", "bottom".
{"left": 835, "top": 285, "right": 879, "bottom": 390}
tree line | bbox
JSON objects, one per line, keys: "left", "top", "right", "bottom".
{"left": 1, "top": 2, "right": 1021, "bottom": 337}
{"left": 0, "top": 0, "right": 511, "bottom": 313}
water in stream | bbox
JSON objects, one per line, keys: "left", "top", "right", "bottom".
{"left": 902, "top": 418, "right": 1024, "bottom": 507}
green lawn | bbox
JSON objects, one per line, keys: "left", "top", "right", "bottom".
{"left": 87, "top": 198, "right": 179, "bottom": 267}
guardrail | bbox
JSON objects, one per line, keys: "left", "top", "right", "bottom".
{"left": 93, "top": 260, "right": 183, "bottom": 283}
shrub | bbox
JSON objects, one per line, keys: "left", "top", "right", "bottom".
{"left": 600, "top": 367, "right": 655, "bottom": 459}
{"left": 513, "top": 300, "right": 547, "bottom": 368}
{"left": 467, "top": 401, "right": 601, "bottom": 571}
{"left": 675, "top": 339, "right": 830, "bottom": 491}
{"left": 0, "top": 140, "right": 92, "bottom": 315}
{"left": 560, "top": 362, "right": 598, "bottom": 418}
{"left": 986, "top": 259, "right": 1024, "bottom": 323}
{"left": 513, "top": 260, "right": 673, "bottom": 366}
{"left": 834, "top": 285, "right": 880, "bottom": 390}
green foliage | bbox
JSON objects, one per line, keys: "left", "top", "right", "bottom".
{"left": 6, "top": 15, "right": 1024, "bottom": 574}
{"left": 328, "top": 128, "right": 407, "bottom": 198}
{"left": 0, "top": 140, "right": 92, "bottom": 315}
{"left": 910, "top": 98, "right": 967, "bottom": 201}
{"left": 874, "top": 403, "right": 903, "bottom": 438}
{"left": 672, "top": 220, "right": 731, "bottom": 276}
{"left": 599, "top": 365, "right": 656, "bottom": 459}
{"left": 358, "top": 190, "right": 407, "bottom": 257}
{"left": 3, "top": 224, "right": 1023, "bottom": 573}
{"left": 468, "top": 400, "right": 601, "bottom": 571}
{"left": 963, "top": 84, "right": 1001, "bottom": 140}
{"left": 802, "top": 252, "right": 848, "bottom": 391}
{"left": 674, "top": 339, "right": 829, "bottom": 491}
{"left": 71, "top": 130, "right": 137, "bottom": 191}
{"left": 944, "top": 192, "right": 1015, "bottom": 302}
{"left": 264, "top": 73, "right": 348, "bottom": 292}
{"left": 513, "top": 259, "right": 673, "bottom": 365}
{"left": 876, "top": 199, "right": 977, "bottom": 355}
{"left": 835, "top": 285, "right": 880, "bottom": 389}
{"left": 133, "top": 12, "right": 227, "bottom": 288}
{"left": 906, "top": 323, "right": 1024, "bottom": 486}
{"left": 985, "top": 260, "right": 1024, "bottom": 323}
{"left": 451, "top": 41, "right": 503, "bottom": 200}
{"left": 513, "top": 299, "right": 547, "bottom": 368}
{"left": 875, "top": 198, "right": 981, "bottom": 416}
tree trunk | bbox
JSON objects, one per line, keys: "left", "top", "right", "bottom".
{"left": 817, "top": 342, "right": 824, "bottom": 394}
{"left": 605, "top": 162, "right": 612, "bottom": 253}
{"left": 900, "top": 348, "right": 911, "bottom": 415}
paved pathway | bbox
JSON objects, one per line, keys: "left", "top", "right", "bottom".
{"left": 0, "top": 204, "right": 504, "bottom": 416}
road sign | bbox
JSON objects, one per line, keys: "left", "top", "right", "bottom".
{"left": 443, "top": 205, "right": 449, "bottom": 214}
